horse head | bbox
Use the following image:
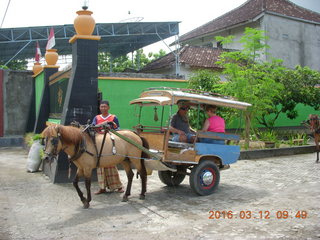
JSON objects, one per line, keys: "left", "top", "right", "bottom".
{"left": 309, "top": 114, "right": 320, "bottom": 132}
{"left": 42, "top": 124, "right": 63, "bottom": 163}
{"left": 42, "top": 124, "right": 84, "bottom": 162}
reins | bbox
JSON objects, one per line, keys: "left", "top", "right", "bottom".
{"left": 68, "top": 135, "right": 95, "bottom": 162}
{"left": 69, "top": 123, "right": 117, "bottom": 168}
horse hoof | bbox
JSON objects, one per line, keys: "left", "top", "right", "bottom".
{"left": 82, "top": 199, "right": 90, "bottom": 209}
{"left": 83, "top": 202, "right": 90, "bottom": 209}
{"left": 139, "top": 195, "right": 145, "bottom": 200}
{"left": 122, "top": 196, "right": 128, "bottom": 202}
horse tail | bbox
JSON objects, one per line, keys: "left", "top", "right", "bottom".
{"left": 140, "top": 136, "right": 149, "bottom": 174}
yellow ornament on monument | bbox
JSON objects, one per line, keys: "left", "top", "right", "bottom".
{"left": 74, "top": 6, "right": 95, "bottom": 35}
{"left": 45, "top": 49, "right": 58, "bottom": 66}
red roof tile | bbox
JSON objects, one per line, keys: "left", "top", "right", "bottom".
{"left": 179, "top": 0, "right": 320, "bottom": 43}
{"left": 140, "top": 46, "right": 226, "bottom": 71}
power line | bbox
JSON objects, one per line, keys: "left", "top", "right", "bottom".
{"left": 1, "top": 0, "right": 11, "bottom": 28}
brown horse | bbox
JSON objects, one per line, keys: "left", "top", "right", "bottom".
{"left": 42, "top": 124, "right": 148, "bottom": 208}
{"left": 308, "top": 114, "right": 320, "bottom": 163}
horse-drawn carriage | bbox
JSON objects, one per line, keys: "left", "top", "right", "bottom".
{"left": 42, "top": 88, "right": 251, "bottom": 208}
{"left": 130, "top": 88, "right": 252, "bottom": 196}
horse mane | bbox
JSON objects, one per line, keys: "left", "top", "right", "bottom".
{"left": 42, "top": 124, "right": 83, "bottom": 145}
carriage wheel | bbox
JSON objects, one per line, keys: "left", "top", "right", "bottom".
{"left": 189, "top": 160, "right": 220, "bottom": 196}
{"left": 158, "top": 167, "right": 186, "bottom": 186}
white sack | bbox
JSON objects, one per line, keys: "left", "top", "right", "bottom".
{"left": 26, "top": 140, "right": 42, "bottom": 172}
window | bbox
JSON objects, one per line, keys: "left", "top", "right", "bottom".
{"left": 282, "top": 34, "right": 289, "bottom": 40}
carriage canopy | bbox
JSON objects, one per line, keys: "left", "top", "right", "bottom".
{"left": 130, "top": 89, "right": 252, "bottom": 110}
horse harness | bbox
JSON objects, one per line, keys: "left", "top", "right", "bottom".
{"left": 68, "top": 124, "right": 117, "bottom": 167}
{"left": 47, "top": 123, "right": 117, "bottom": 170}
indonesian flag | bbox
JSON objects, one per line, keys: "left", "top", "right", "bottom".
{"left": 46, "top": 27, "right": 55, "bottom": 50}
{"left": 35, "top": 41, "right": 41, "bottom": 62}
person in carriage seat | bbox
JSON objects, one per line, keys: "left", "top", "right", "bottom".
{"left": 170, "top": 102, "right": 196, "bottom": 143}
{"left": 92, "top": 100, "right": 124, "bottom": 194}
{"left": 200, "top": 105, "right": 225, "bottom": 144}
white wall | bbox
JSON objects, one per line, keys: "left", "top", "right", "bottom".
{"left": 263, "top": 14, "right": 320, "bottom": 70}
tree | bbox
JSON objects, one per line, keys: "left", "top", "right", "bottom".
{"left": 0, "top": 59, "right": 28, "bottom": 70}
{"left": 98, "top": 49, "right": 166, "bottom": 73}
{"left": 258, "top": 65, "right": 320, "bottom": 128}
{"left": 216, "top": 28, "right": 284, "bottom": 145}
{"left": 188, "top": 69, "right": 220, "bottom": 92}
{"left": 187, "top": 69, "right": 221, "bottom": 129}
{"left": 187, "top": 27, "right": 320, "bottom": 143}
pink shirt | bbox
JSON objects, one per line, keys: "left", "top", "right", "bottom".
{"left": 207, "top": 115, "right": 225, "bottom": 133}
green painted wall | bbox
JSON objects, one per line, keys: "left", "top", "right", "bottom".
{"left": 263, "top": 104, "right": 320, "bottom": 127}
{"left": 226, "top": 104, "right": 320, "bottom": 130}
{"left": 43, "top": 75, "right": 319, "bottom": 130}
{"left": 35, "top": 72, "right": 44, "bottom": 116}
{"left": 98, "top": 77, "right": 187, "bottom": 129}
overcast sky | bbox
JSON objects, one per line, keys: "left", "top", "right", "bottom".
{"left": 1, "top": 0, "right": 319, "bottom": 54}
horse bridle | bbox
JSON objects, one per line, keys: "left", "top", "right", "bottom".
{"left": 44, "top": 127, "right": 62, "bottom": 161}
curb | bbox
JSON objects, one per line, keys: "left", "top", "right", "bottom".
{"left": 0, "top": 137, "right": 24, "bottom": 148}
{"left": 239, "top": 145, "right": 316, "bottom": 160}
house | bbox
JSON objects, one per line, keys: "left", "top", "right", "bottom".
{"left": 142, "top": 0, "right": 320, "bottom": 76}
{"left": 176, "top": 0, "right": 320, "bottom": 71}
{"left": 140, "top": 45, "right": 227, "bottom": 79}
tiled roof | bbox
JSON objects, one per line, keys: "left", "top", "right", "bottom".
{"left": 140, "top": 46, "right": 226, "bottom": 72}
{"left": 179, "top": 0, "right": 320, "bottom": 43}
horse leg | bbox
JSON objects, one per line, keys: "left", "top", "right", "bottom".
{"left": 72, "top": 170, "right": 89, "bottom": 208}
{"left": 315, "top": 134, "right": 319, "bottom": 163}
{"left": 121, "top": 160, "right": 134, "bottom": 202}
{"left": 83, "top": 169, "right": 93, "bottom": 209}
{"left": 139, "top": 137, "right": 149, "bottom": 200}
{"left": 83, "top": 177, "right": 91, "bottom": 209}
{"left": 137, "top": 159, "right": 147, "bottom": 200}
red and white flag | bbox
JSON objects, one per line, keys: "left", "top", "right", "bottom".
{"left": 35, "top": 41, "right": 41, "bottom": 62}
{"left": 46, "top": 27, "right": 55, "bottom": 50}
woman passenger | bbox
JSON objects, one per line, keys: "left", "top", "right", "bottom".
{"left": 200, "top": 105, "right": 225, "bottom": 144}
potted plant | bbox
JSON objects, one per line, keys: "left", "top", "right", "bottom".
{"left": 259, "top": 130, "right": 278, "bottom": 148}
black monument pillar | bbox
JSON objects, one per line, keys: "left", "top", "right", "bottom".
{"left": 61, "top": 37, "right": 100, "bottom": 125}
{"left": 34, "top": 67, "right": 59, "bottom": 133}
{"left": 44, "top": 34, "right": 100, "bottom": 183}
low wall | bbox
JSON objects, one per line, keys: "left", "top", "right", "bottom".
{"left": 0, "top": 69, "right": 33, "bottom": 136}
{"left": 239, "top": 145, "right": 316, "bottom": 160}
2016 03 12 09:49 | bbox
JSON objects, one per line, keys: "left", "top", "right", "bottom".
{"left": 208, "top": 210, "right": 308, "bottom": 220}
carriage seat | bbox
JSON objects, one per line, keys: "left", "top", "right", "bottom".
{"left": 168, "top": 141, "right": 193, "bottom": 149}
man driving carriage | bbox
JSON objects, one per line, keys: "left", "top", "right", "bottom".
{"left": 169, "top": 102, "right": 196, "bottom": 143}
{"left": 92, "top": 100, "right": 124, "bottom": 194}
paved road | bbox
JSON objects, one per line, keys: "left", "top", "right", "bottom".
{"left": 0, "top": 148, "right": 319, "bottom": 240}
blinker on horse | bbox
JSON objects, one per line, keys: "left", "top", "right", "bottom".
{"left": 42, "top": 124, "right": 149, "bottom": 208}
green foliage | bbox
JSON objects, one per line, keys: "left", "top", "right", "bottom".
{"left": 188, "top": 108, "right": 206, "bottom": 131}
{"left": 24, "top": 133, "right": 43, "bottom": 147}
{"left": 98, "top": 49, "right": 166, "bottom": 73}
{"left": 257, "top": 65, "right": 320, "bottom": 128}
{"left": 215, "top": 35, "right": 235, "bottom": 45}
{"left": 239, "top": 27, "right": 269, "bottom": 62}
{"left": 0, "top": 59, "right": 28, "bottom": 70}
{"left": 186, "top": 27, "right": 320, "bottom": 132}
{"left": 287, "top": 133, "right": 309, "bottom": 146}
{"left": 258, "top": 130, "right": 278, "bottom": 142}
{"left": 187, "top": 69, "right": 230, "bottom": 129}
{"left": 188, "top": 69, "right": 220, "bottom": 92}
{"left": 217, "top": 28, "right": 284, "bottom": 131}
